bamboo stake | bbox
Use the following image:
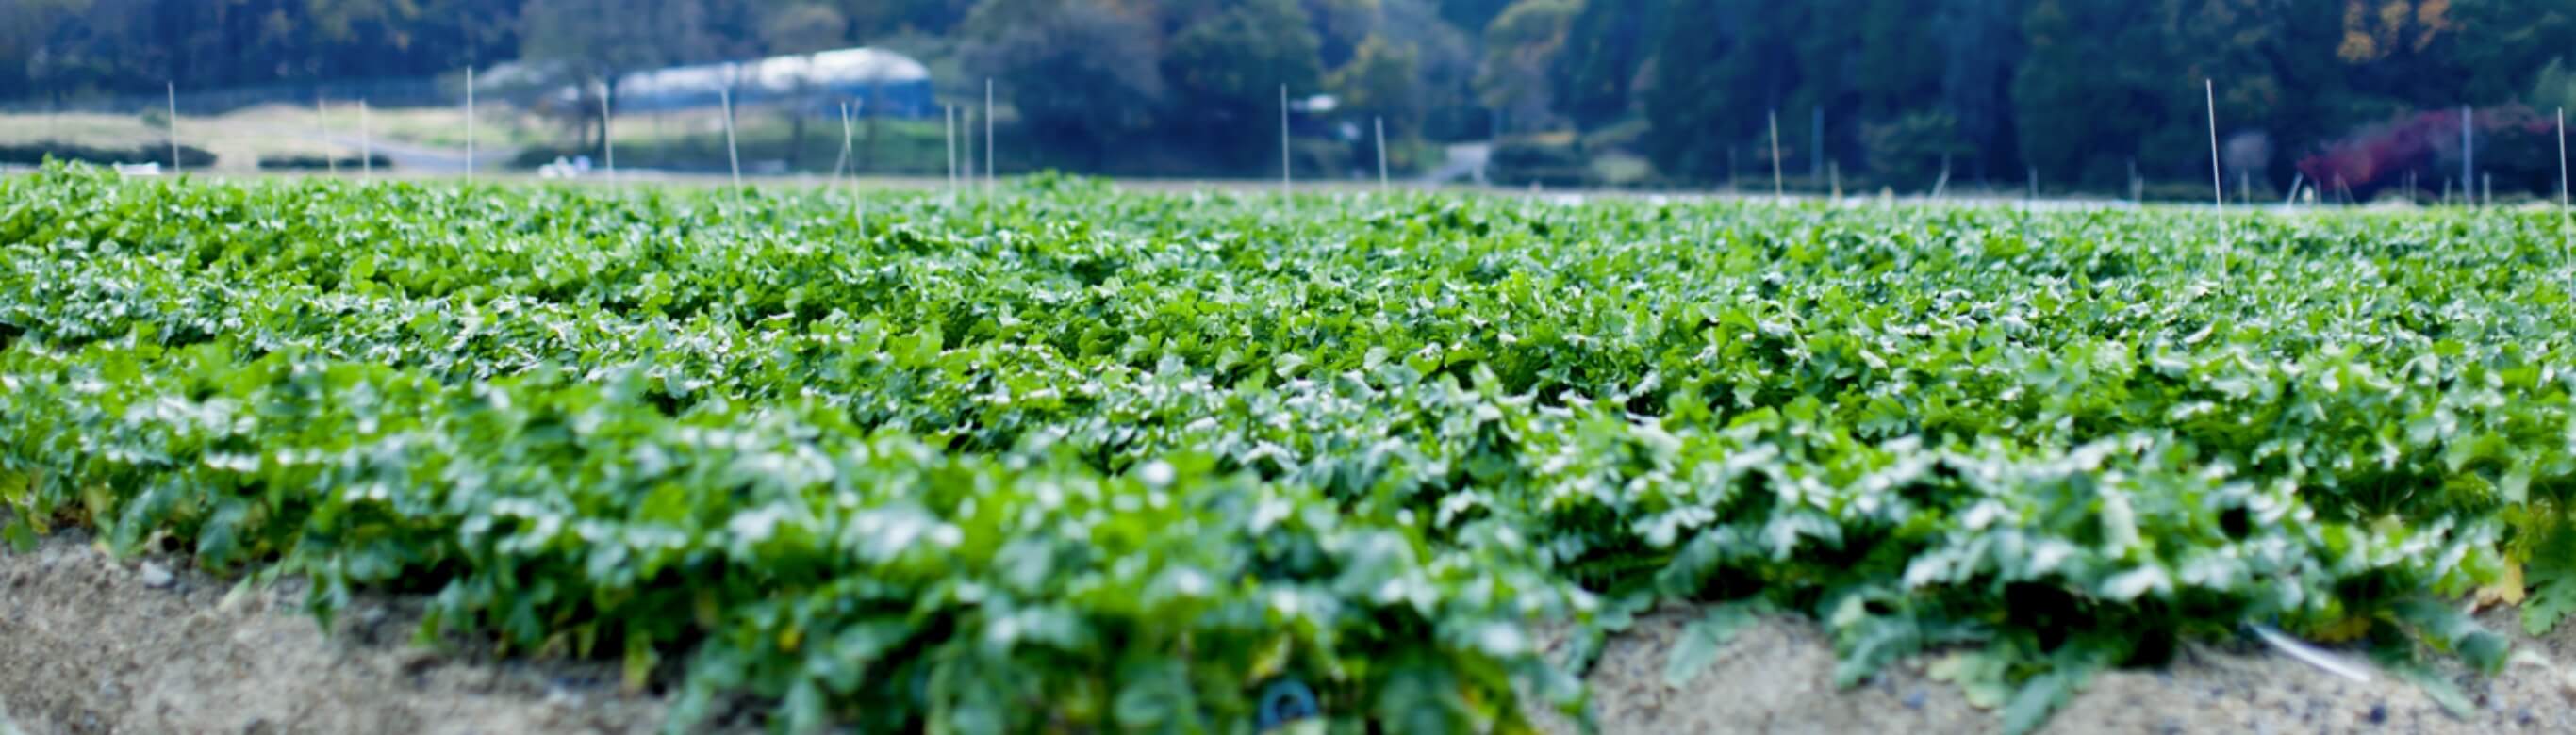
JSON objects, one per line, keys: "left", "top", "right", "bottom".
{"left": 2205, "top": 79, "right": 2226, "bottom": 250}
{"left": 1769, "top": 109, "right": 1785, "bottom": 204}
{"left": 1280, "top": 85, "right": 1292, "bottom": 196}
{"left": 360, "top": 100, "right": 372, "bottom": 180}
{"left": 840, "top": 100, "right": 858, "bottom": 229}
{"left": 832, "top": 102, "right": 852, "bottom": 181}
{"left": 466, "top": 67, "right": 475, "bottom": 185}
{"left": 1375, "top": 116, "right": 1389, "bottom": 192}
{"left": 720, "top": 85, "right": 741, "bottom": 205}
{"left": 2462, "top": 105, "right": 2473, "bottom": 196}
{"left": 601, "top": 83, "right": 615, "bottom": 183}
{"left": 166, "top": 81, "right": 181, "bottom": 175}
{"left": 720, "top": 86, "right": 740, "bottom": 186}
{"left": 985, "top": 78, "right": 995, "bottom": 193}
{"left": 944, "top": 104, "right": 956, "bottom": 189}
{"left": 2559, "top": 107, "right": 2570, "bottom": 259}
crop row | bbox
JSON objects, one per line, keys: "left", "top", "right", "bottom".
{"left": 2, "top": 165, "right": 2570, "bottom": 731}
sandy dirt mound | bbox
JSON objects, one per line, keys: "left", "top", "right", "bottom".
{"left": 1560, "top": 606, "right": 2576, "bottom": 734}
{"left": 10, "top": 528, "right": 2576, "bottom": 734}
{"left": 0, "top": 533, "right": 663, "bottom": 735}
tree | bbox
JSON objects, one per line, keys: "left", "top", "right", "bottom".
{"left": 2535, "top": 57, "right": 2576, "bottom": 114}
{"left": 1161, "top": 0, "right": 1326, "bottom": 162}
{"left": 2011, "top": 0, "right": 2163, "bottom": 187}
{"left": 1861, "top": 109, "right": 1974, "bottom": 186}
{"left": 1375, "top": 0, "right": 1482, "bottom": 140}
{"left": 1331, "top": 37, "right": 1428, "bottom": 136}
{"left": 1550, "top": 0, "right": 1655, "bottom": 128}
{"left": 1476, "top": 0, "right": 1578, "bottom": 134}
{"left": 2447, "top": 0, "right": 2576, "bottom": 105}
{"left": 960, "top": 0, "right": 1167, "bottom": 168}
{"left": 761, "top": 2, "right": 852, "bottom": 168}
{"left": 1932, "top": 0, "right": 2027, "bottom": 178}
{"left": 1639, "top": 0, "right": 1732, "bottom": 179}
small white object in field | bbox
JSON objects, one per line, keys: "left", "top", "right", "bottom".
{"left": 140, "top": 561, "right": 174, "bottom": 589}
{"left": 2248, "top": 624, "right": 2370, "bottom": 683}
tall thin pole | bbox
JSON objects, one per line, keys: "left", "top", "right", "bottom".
{"left": 1375, "top": 116, "right": 1389, "bottom": 192}
{"left": 842, "top": 100, "right": 861, "bottom": 232}
{"left": 944, "top": 104, "right": 956, "bottom": 188}
{"left": 465, "top": 67, "right": 475, "bottom": 185}
{"left": 2558, "top": 108, "right": 2569, "bottom": 259}
{"left": 1768, "top": 108, "right": 1784, "bottom": 204}
{"left": 1809, "top": 106, "right": 1823, "bottom": 179}
{"left": 1280, "top": 85, "right": 1292, "bottom": 195}
{"left": 165, "top": 81, "right": 180, "bottom": 175}
{"left": 833, "top": 101, "right": 853, "bottom": 180}
{"left": 359, "top": 100, "right": 372, "bottom": 179}
{"left": 838, "top": 102, "right": 855, "bottom": 198}
{"left": 600, "top": 83, "right": 615, "bottom": 182}
{"left": 720, "top": 85, "right": 741, "bottom": 194}
{"left": 321, "top": 94, "right": 337, "bottom": 176}
{"left": 984, "top": 78, "right": 995, "bottom": 192}
{"left": 2462, "top": 105, "right": 2473, "bottom": 197}
{"left": 2205, "top": 79, "right": 2226, "bottom": 249}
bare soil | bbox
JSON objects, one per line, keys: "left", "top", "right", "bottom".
{"left": 0, "top": 532, "right": 662, "bottom": 735}
{"left": 8, "top": 530, "right": 2576, "bottom": 734}
{"left": 1555, "top": 606, "right": 2576, "bottom": 734}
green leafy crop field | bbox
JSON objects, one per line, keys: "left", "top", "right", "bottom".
{"left": 3, "top": 164, "right": 2573, "bottom": 732}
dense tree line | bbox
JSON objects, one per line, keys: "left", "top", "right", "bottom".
{"left": 7, "top": 0, "right": 2573, "bottom": 189}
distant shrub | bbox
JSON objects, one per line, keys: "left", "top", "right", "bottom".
{"left": 256, "top": 154, "right": 393, "bottom": 171}
{"left": 0, "top": 142, "right": 216, "bottom": 169}
{"left": 2296, "top": 106, "right": 2559, "bottom": 199}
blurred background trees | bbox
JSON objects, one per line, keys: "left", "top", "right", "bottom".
{"left": 5, "top": 0, "right": 2574, "bottom": 192}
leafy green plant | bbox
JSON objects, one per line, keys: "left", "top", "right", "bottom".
{"left": 2, "top": 161, "right": 2568, "bottom": 731}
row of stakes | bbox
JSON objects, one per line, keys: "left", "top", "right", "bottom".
{"left": 156, "top": 75, "right": 1405, "bottom": 197}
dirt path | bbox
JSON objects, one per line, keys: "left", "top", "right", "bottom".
{"left": 8, "top": 530, "right": 2576, "bottom": 733}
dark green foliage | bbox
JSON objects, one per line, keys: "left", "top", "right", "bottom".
{"left": 0, "top": 142, "right": 218, "bottom": 169}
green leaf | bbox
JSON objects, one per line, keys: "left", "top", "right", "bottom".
{"left": 1926, "top": 651, "right": 2013, "bottom": 710}
{"left": 2389, "top": 662, "right": 2474, "bottom": 719}
{"left": 1663, "top": 602, "right": 1761, "bottom": 688}
{"left": 2, "top": 518, "right": 35, "bottom": 553}
{"left": 2000, "top": 666, "right": 2086, "bottom": 735}
{"left": 2525, "top": 561, "right": 2576, "bottom": 636}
